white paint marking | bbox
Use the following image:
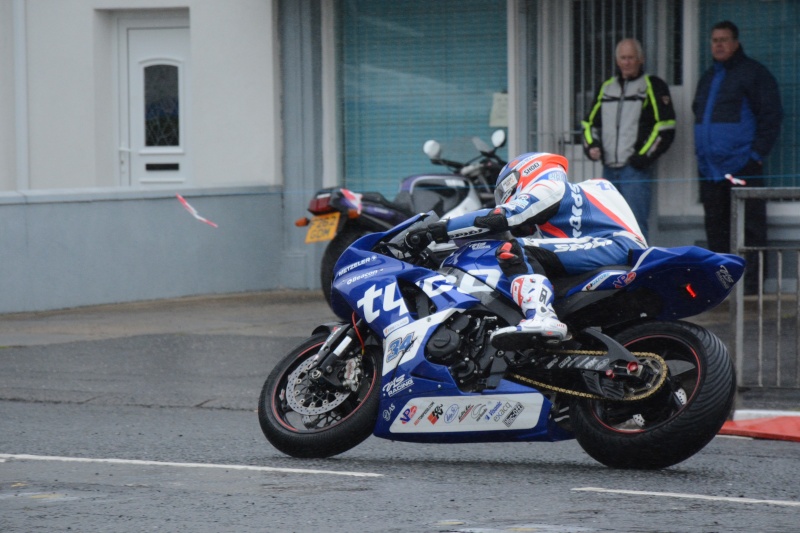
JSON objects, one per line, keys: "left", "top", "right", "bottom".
{"left": 573, "top": 487, "right": 800, "bottom": 507}
{"left": 0, "top": 453, "right": 382, "bottom": 478}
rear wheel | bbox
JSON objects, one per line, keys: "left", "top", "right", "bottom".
{"left": 570, "top": 321, "right": 735, "bottom": 469}
{"left": 258, "top": 332, "right": 381, "bottom": 458}
{"left": 320, "top": 227, "right": 369, "bottom": 308}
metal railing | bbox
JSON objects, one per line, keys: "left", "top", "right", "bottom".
{"left": 731, "top": 188, "right": 800, "bottom": 389}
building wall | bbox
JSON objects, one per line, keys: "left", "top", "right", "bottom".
{"left": 1, "top": 1, "right": 18, "bottom": 191}
{"left": 4, "top": 0, "right": 281, "bottom": 191}
{"left": 0, "top": 1, "right": 287, "bottom": 313}
{"left": 0, "top": 187, "right": 282, "bottom": 313}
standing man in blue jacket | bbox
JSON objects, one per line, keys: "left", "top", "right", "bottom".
{"left": 693, "top": 20, "right": 782, "bottom": 292}
{"left": 582, "top": 38, "right": 676, "bottom": 241}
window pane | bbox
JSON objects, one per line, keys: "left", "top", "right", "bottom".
{"left": 144, "top": 64, "right": 180, "bottom": 147}
{"left": 570, "top": 0, "right": 683, "bottom": 134}
{"left": 340, "top": 0, "right": 507, "bottom": 196}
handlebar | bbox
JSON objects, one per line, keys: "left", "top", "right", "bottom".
{"left": 378, "top": 214, "right": 443, "bottom": 269}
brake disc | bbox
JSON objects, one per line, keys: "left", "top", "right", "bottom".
{"left": 285, "top": 358, "right": 350, "bottom": 415}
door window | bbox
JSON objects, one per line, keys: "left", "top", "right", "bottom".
{"left": 144, "top": 64, "right": 180, "bottom": 148}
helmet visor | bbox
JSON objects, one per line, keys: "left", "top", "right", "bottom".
{"left": 494, "top": 170, "right": 519, "bottom": 205}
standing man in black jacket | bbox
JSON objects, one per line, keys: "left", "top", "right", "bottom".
{"left": 693, "top": 20, "right": 782, "bottom": 292}
{"left": 582, "top": 38, "right": 676, "bottom": 240}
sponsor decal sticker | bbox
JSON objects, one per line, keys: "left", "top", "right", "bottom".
{"left": 386, "top": 333, "right": 415, "bottom": 363}
{"left": 346, "top": 269, "right": 379, "bottom": 285}
{"left": 493, "top": 402, "right": 513, "bottom": 422}
{"left": 716, "top": 265, "right": 735, "bottom": 290}
{"left": 583, "top": 271, "right": 613, "bottom": 291}
{"left": 613, "top": 272, "right": 637, "bottom": 288}
{"left": 414, "top": 402, "right": 435, "bottom": 425}
{"left": 471, "top": 404, "right": 488, "bottom": 420}
{"left": 554, "top": 238, "right": 612, "bottom": 252}
{"left": 382, "top": 373, "right": 414, "bottom": 397}
{"left": 444, "top": 404, "right": 460, "bottom": 424}
{"left": 503, "top": 402, "right": 525, "bottom": 427}
{"left": 383, "top": 316, "right": 410, "bottom": 336}
{"left": 336, "top": 255, "right": 378, "bottom": 278}
{"left": 400, "top": 405, "right": 417, "bottom": 424}
{"left": 484, "top": 401, "right": 503, "bottom": 421}
{"left": 388, "top": 395, "right": 543, "bottom": 434}
{"left": 427, "top": 404, "right": 444, "bottom": 425}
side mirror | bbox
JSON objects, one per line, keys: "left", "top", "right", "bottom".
{"left": 491, "top": 129, "right": 507, "bottom": 149}
{"left": 472, "top": 136, "right": 491, "bottom": 154}
{"left": 423, "top": 140, "right": 441, "bottom": 160}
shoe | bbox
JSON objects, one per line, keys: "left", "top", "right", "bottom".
{"left": 490, "top": 314, "right": 568, "bottom": 350}
{"left": 490, "top": 273, "right": 568, "bottom": 350}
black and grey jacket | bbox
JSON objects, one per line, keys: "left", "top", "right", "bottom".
{"left": 582, "top": 71, "right": 676, "bottom": 169}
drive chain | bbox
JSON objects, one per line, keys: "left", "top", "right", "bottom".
{"left": 509, "top": 350, "right": 668, "bottom": 401}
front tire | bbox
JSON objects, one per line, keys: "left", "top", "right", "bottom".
{"left": 258, "top": 332, "right": 382, "bottom": 458}
{"left": 570, "top": 321, "right": 735, "bottom": 469}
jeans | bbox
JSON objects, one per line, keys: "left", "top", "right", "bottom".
{"left": 602, "top": 164, "right": 653, "bottom": 240}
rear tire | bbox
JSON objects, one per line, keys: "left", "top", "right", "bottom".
{"left": 570, "top": 320, "right": 735, "bottom": 469}
{"left": 258, "top": 332, "right": 381, "bottom": 458}
{"left": 321, "top": 228, "right": 369, "bottom": 308}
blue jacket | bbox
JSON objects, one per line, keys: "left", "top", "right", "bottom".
{"left": 692, "top": 46, "right": 782, "bottom": 181}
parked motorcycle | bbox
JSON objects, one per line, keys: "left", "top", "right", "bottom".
{"left": 295, "top": 130, "right": 507, "bottom": 309}
{"left": 259, "top": 212, "right": 744, "bottom": 469}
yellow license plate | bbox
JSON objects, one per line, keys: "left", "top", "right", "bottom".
{"left": 305, "top": 212, "right": 341, "bottom": 243}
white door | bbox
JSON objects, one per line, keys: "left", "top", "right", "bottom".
{"left": 120, "top": 24, "right": 190, "bottom": 186}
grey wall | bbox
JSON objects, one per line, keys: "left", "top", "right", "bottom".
{"left": 277, "top": 0, "right": 327, "bottom": 291}
{"left": 0, "top": 187, "right": 284, "bottom": 313}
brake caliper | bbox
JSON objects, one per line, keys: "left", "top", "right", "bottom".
{"left": 342, "top": 357, "right": 362, "bottom": 392}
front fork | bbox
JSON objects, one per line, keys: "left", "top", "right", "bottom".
{"left": 311, "top": 320, "right": 367, "bottom": 391}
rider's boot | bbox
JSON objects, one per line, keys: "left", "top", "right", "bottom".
{"left": 490, "top": 273, "right": 568, "bottom": 350}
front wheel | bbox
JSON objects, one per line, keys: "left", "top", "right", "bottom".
{"left": 258, "top": 331, "right": 382, "bottom": 458}
{"left": 570, "top": 321, "right": 735, "bottom": 469}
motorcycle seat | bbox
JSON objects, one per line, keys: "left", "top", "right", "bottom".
{"left": 359, "top": 191, "right": 415, "bottom": 217}
{"left": 389, "top": 191, "right": 417, "bottom": 217}
{"left": 550, "top": 264, "right": 631, "bottom": 299}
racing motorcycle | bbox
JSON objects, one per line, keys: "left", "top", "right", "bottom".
{"left": 296, "top": 130, "right": 507, "bottom": 308}
{"left": 259, "top": 213, "right": 743, "bottom": 469}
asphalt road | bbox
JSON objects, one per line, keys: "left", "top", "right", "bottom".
{"left": 1, "top": 291, "right": 799, "bottom": 532}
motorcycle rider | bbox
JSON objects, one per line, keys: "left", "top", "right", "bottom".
{"left": 408, "top": 152, "right": 647, "bottom": 349}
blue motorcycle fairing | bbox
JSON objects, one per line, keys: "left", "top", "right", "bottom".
{"left": 368, "top": 273, "right": 568, "bottom": 442}
{"left": 441, "top": 240, "right": 513, "bottom": 299}
{"left": 332, "top": 251, "right": 482, "bottom": 338}
{"left": 329, "top": 216, "right": 425, "bottom": 320}
{"left": 328, "top": 226, "right": 568, "bottom": 443}
{"left": 624, "top": 246, "right": 745, "bottom": 320}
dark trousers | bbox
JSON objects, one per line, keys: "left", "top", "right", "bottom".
{"left": 699, "top": 159, "right": 767, "bottom": 291}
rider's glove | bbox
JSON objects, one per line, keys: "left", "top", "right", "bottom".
{"left": 427, "top": 221, "right": 450, "bottom": 243}
{"left": 404, "top": 221, "right": 450, "bottom": 251}
{"left": 474, "top": 208, "right": 509, "bottom": 233}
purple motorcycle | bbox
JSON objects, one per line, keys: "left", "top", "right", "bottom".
{"left": 296, "top": 130, "right": 507, "bottom": 307}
